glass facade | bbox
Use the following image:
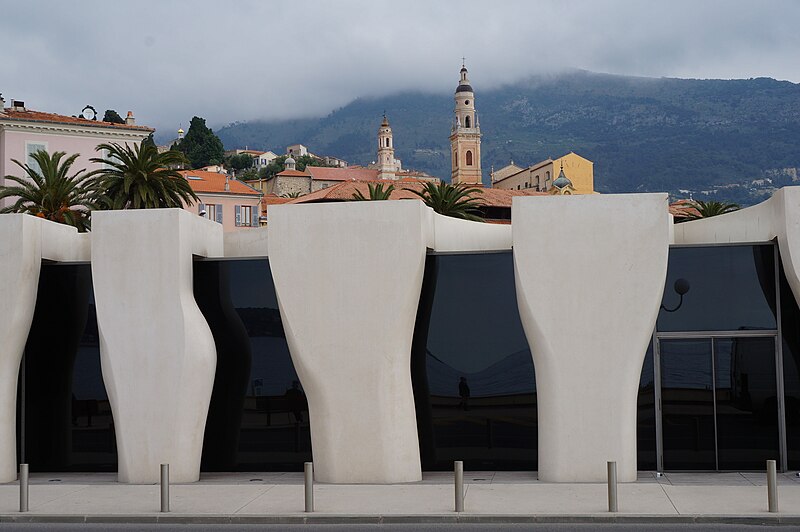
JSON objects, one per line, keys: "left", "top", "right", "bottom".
{"left": 411, "top": 253, "right": 536, "bottom": 471}
{"left": 15, "top": 243, "right": 798, "bottom": 473}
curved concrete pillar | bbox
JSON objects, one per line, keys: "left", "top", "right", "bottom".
{"left": 513, "top": 194, "right": 670, "bottom": 482}
{"left": 0, "top": 215, "right": 42, "bottom": 482}
{"left": 268, "top": 201, "right": 430, "bottom": 483}
{"left": 91, "top": 209, "right": 223, "bottom": 483}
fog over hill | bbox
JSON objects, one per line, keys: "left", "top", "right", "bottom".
{"left": 212, "top": 71, "right": 800, "bottom": 205}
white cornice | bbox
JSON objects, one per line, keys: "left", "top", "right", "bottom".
{"left": 0, "top": 119, "right": 151, "bottom": 140}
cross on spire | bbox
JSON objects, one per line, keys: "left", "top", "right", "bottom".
{"left": 462, "top": 57, "right": 466, "bottom": 67}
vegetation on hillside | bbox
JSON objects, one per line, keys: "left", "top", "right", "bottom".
{"left": 214, "top": 71, "right": 800, "bottom": 205}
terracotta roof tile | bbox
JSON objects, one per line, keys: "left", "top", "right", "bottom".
{"left": 305, "top": 166, "right": 379, "bottom": 181}
{"left": 1, "top": 108, "right": 154, "bottom": 132}
{"left": 276, "top": 169, "right": 310, "bottom": 177}
{"left": 179, "top": 170, "right": 262, "bottom": 196}
{"left": 290, "top": 180, "right": 548, "bottom": 207}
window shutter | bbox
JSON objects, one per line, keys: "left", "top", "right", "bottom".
{"left": 252, "top": 207, "right": 259, "bottom": 227}
{"left": 216, "top": 204, "right": 223, "bottom": 224}
{"left": 235, "top": 205, "right": 241, "bottom": 226}
{"left": 198, "top": 202, "right": 205, "bottom": 215}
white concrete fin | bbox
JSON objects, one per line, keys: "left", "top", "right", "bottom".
{"left": 267, "top": 200, "right": 427, "bottom": 483}
{"left": 91, "top": 209, "right": 222, "bottom": 483}
{"left": 512, "top": 193, "right": 670, "bottom": 482}
{"left": 223, "top": 226, "right": 269, "bottom": 258}
{"left": 432, "top": 212, "right": 512, "bottom": 252}
{"left": 0, "top": 215, "right": 43, "bottom": 482}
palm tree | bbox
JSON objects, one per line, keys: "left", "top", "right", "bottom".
{"left": 0, "top": 150, "right": 97, "bottom": 231}
{"left": 687, "top": 199, "right": 740, "bottom": 219}
{"left": 352, "top": 182, "right": 395, "bottom": 200}
{"left": 408, "top": 181, "right": 485, "bottom": 222}
{"left": 282, "top": 191, "right": 303, "bottom": 198}
{"left": 89, "top": 142, "right": 198, "bottom": 209}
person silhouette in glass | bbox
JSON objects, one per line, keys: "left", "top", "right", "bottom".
{"left": 284, "top": 380, "right": 306, "bottom": 424}
{"left": 459, "top": 377, "right": 471, "bottom": 411}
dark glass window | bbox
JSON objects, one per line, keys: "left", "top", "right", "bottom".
{"left": 637, "top": 342, "right": 657, "bottom": 470}
{"left": 21, "top": 264, "right": 116, "bottom": 472}
{"left": 657, "top": 245, "right": 777, "bottom": 332}
{"left": 412, "top": 253, "right": 536, "bottom": 471}
{"left": 195, "top": 259, "right": 310, "bottom": 471}
{"left": 780, "top": 261, "right": 800, "bottom": 469}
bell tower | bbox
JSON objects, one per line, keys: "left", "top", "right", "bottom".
{"left": 450, "top": 62, "right": 482, "bottom": 185}
{"left": 376, "top": 114, "right": 399, "bottom": 179}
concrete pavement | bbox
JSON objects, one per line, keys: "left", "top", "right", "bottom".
{"left": 1, "top": 471, "right": 800, "bottom": 524}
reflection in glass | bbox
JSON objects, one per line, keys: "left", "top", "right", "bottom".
{"left": 21, "top": 264, "right": 117, "bottom": 471}
{"left": 196, "top": 259, "right": 310, "bottom": 471}
{"left": 660, "top": 339, "right": 716, "bottom": 470}
{"left": 637, "top": 343, "right": 657, "bottom": 470}
{"left": 714, "top": 337, "right": 779, "bottom": 469}
{"left": 780, "top": 262, "right": 800, "bottom": 469}
{"left": 657, "top": 245, "right": 776, "bottom": 332}
{"left": 411, "top": 253, "right": 536, "bottom": 470}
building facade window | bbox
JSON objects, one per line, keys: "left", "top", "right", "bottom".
{"left": 25, "top": 141, "right": 48, "bottom": 174}
{"left": 236, "top": 205, "right": 254, "bottom": 227}
{"left": 204, "top": 204, "right": 223, "bottom": 224}
{"left": 466, "top": 150, "right": 473, "bottom": 166}
{"left": 465, "top": 116, "right": 471, "bottom": 128}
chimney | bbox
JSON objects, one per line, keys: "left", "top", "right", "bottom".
{"left": 224, "top": 174, "right": 230, "bottom": 192}
{"left": 0, "top": 93, "right": 5, "bottom": 109}
{"left": 12, "top": 100, "right": 25, "bottom": 111}
{"left": 125, "top": 111, "right": 135, "bottom": 125}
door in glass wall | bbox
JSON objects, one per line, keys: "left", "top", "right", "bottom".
{"left": 714, "top": 337, "right": 779, "bottom": 470}
{"left": 659, "top": 336, "right": 780, "bottom": 470}
{"left": 660, "top": 339, "right": 716, "bottom": 470}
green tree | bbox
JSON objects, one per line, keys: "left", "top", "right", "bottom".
{"left": 352, "top": 182, "right": 395, "bottom": 200}
{"left": 409, "top": 182, "right": 485, "bottom": 222}
{"left": 102, "top": 109, "right": 125, "bottom": 124}
{"left": 226, "top": 153, "right": 254, "bottom": 171}
{"left": 174, "top": 116, "right": 225, "bottom": 169}
{"left": 282, "top": 191, "right": 303, "bottom": 198}
{"left": 261, "top": 154, "right": 337, "bottom": 179}
{"left": 89, "top": 142, "right": 198, "bottom": 209}
{"left": 687, "top": 199, "right": 740, "bottom": 219}
{"left": 0, "top": 150, "right": 97, "bottom": 231}
{"left": 237, "top": 167, "right": 259, "bottom": 181}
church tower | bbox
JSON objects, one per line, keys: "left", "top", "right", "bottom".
{"left": 450, "top": 63, "right": 482, "bottom": 185}
{"left": 376, "top": 114, "right": 399, "bottom": 179}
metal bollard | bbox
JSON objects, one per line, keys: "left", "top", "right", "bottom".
{"left": 160, "top": 464, "right": 170, "bottom": 513}
{"left": 454, "top": 460, "right": 464, "bottom": 513}
{"left": 304, "top": 462, "right": 314, "bottom": 513}
{"left": 19, "top": 464, "right": 29, "bottom": 513}
{"left": 607, "top": 461, "right": 618, "bottom": 512}
{"left": 767, "top": 459, "right": 778, "bottom": 513}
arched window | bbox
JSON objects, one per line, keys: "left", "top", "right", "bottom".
{"left": 466, "top": 150, "right": 473, "bottom": 166}
{"left": 386, "top": 138, "right": 390, "bottom": 147}
{"left": 465, "top": 115, "right": 471, "bottom": 128}
{"left": 453, "top": 150, "right": 458, "bottom": 168}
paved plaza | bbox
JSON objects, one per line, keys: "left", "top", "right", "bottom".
{"left": 1, "top": 472, "right": 800, "bottom": 525}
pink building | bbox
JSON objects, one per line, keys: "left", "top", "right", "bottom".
{"left": 179, "top": 170, "right": 263, "bottom": 232}
{"left": 0, "top": 98, "right": 153, "bottom": 208}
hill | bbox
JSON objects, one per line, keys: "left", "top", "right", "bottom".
{"left": 215, "top": 71, "right": 800, "bottom": 204}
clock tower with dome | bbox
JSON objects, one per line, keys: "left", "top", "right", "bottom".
{"left": 450, "top": 62, "right": 483, "bottom": 185}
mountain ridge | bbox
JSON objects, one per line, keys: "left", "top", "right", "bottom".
{"left": 212, "top": 70, "right": 800, "bottom": 204}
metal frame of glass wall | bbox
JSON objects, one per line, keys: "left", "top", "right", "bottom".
{"left": 653, "top": 242, "right": 788, "bottom": 472}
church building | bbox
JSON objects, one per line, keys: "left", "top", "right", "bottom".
{"left": 450, "top": 64, "right": 483, "bottom": 186}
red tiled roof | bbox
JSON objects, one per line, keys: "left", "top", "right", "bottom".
{"left": 290, "top": 180, "right": 548, "bottom": 207}
{"left": 276, "top": 169, "right": 310, "bottom": 177}
{"left": 1, "top": 108, "right": 154, "bottom": 132}
{"left": 305, "top": 166, "right": 379, "bottom": 181}
{"left": 669, "top": 199, "right": 700, "bottom": 219}
{"left": 262, "top": 194, "right": 293, "bottom": 206}
{"left": 179, "top": 170, "right": 262, "bottom": 196}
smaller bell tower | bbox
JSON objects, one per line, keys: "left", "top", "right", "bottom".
{"left": 376, "top": 114, "right": 399, "bottom": 179}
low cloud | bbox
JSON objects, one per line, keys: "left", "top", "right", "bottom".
{"left": 2, "top": 0, "right": 798, "bottom": 134}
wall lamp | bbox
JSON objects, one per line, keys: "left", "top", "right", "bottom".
{"left": 660, "top": 278, "right": 690, "bottom": 313}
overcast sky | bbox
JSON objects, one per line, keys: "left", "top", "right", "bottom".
{"left": 2, "top": 0, "right": 799, "bottom": 135}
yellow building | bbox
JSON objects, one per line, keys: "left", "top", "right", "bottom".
{"left": 491, "top": 152, "right": 595, "bottom": 194}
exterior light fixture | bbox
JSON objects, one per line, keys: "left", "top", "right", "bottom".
{"left": 660, "top": 278, "right": 690, "bottom": 313}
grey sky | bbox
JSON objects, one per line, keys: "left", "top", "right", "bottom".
{"left": 2, "top": 0, "right": 798, "bottom": 135}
